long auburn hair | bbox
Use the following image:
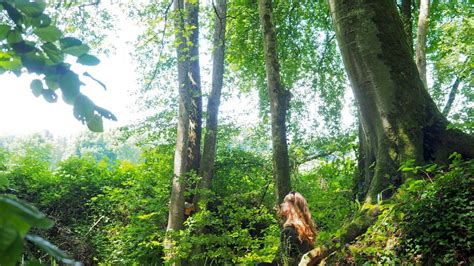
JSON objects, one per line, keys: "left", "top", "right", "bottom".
{"left": 278, "top": 191, "right": 317, "bottom": 245}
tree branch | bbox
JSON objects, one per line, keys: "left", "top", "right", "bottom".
{"left": 144, "top": 0, "right": 174, "bottom": 91}
{"left": 442, "top": 77, "right": 461, "bottom": 116}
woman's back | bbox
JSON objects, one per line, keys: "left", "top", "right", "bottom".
{"left": 279, "top": 225, "right": 312, "bottom": 265}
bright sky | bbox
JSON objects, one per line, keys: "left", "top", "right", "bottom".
{"left": 0, "top": 4, "right": 140, "bottom": 136}
{"left": 0, "top": 2, "right": 355, "bottom": 138}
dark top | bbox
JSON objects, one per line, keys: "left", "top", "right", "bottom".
{"left": 279, "top": 225, "right": 312, "bottom": 265}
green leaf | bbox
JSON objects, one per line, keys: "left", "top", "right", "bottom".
{"left": 11, "top": 41, "right": 35, "bottom": 54}
{"left": 95, "top": 106, "right": 117, "bottom": 121}
{"left": 0, "top": 228, "right": 22, "bottom": 266}
{"left": 44, "top": 75, "right": 59, "bottom": 90}
{"left": 3, "top": 3, "right": 22, "bottom": 25}
{"left": 58, "top": 71, "right": 81, "bottom": 104}
{"left": 73, "top": 94, "right": 95, "bottom": 123}
{"left": 42, "top": 89, "right": 58, "bottom": 103}
{"left": 34, "top": 26, "right": 62, "bottom": 42}
{"left": 0, "top": 25, "right": 10, "bottom": 40}
{"left": 25, "top": 235, "right": 76, "bottom": 264}
{"left": 87, "top": 114, "right": 104, "bottom": 132}
{"left": 21, "top": 52, "right": 45, "bottom": 74}
{"left": 63, "top": 44, "right": 90, "bottom": 57}
{"left": 30, "top": 79, "right": 43, "bottom": 97}
{"left": 77, "top": 54, "right": 100, "bottom": 66}
{"left": 0, "top": 227, "right": 17, "bottom": 251}
{"left": 0, "top": 52, "right": 21, "bottom": 71}
{"left": 15, "top": 0, "right": 46, "bottom": 17}
{"left": 7, "top": 30, "right": 22, "bottom": 44}
{"left": 42, "top": 42, "right": 63, "bottom": 63}
{"left": 59, "top": 37, "right": 82, "bottom": 49}
{"left": 31, "top": 14, "right": 51, "bottom": 28}
{"left": 0, "top": 196, "right": 53, "bottom": 229}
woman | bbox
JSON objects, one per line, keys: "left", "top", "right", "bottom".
{"left": 276, "top": 191, "right": 317, "bottom": 265}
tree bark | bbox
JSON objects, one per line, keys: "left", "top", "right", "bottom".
{"left": 164, "top": 0, "right": 201, "bottom": 264}
{"left": 189, "top": 3, "right": 226, "bottom": 264}
{"left": 442, "top": 78, "right": 461, "bottom": 116}
{"left": 401, "top": 0, "right": 413, "bottom": 52}
{"left": 193, "top": 0, "right": 227, "bottom": 211}
{"left": 305, "top": 0, "right": 474, "bottom": 263}
{"left": 186, "top": 0, "right": 202, "bottom": 175}
{"left": 415, "top": 0, "right": 429, "bottom": 89}
{"left": 258, "top": 0, "right": 292, "bottom": 205}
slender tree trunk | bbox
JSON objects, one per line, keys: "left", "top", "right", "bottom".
{"left": 193, "top": 0, "right": 227, "bottom": 211}
{"left": 401, "top": 0, "right": 413, "bottom": 52}
{"left": 165, "top": 0, "right": 188, "bottom": 263}
{"left": 186, "top": 0, "right": 202, "bottom": 175}
{"left": 303, "top": 1, "right": 474, "bottom": 263}
{"left": 442, "top": 78, "right": 461, "bottom": 116}
{"left": 415, "top": 0, "right": 429, "bottom": 89}
{"left": 164, "top": 0, "right": 201, "bottom": 264}
{"left": 188, "top": 2, "right": 226, "bottom": 264}
{"left": 258, "top": 0, "right": 291, "bottom": 205}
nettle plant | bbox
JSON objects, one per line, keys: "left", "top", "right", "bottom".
{"left": 0, "top": 0, "right": 116, "bottom": 132}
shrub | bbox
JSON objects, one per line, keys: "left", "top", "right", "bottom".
{"left": 344, "top": 155, "right": 473, "bottom": 264}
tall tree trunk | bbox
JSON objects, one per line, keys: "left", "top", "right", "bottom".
{"left": 186, "top": 0, "right": 202, "bottom": 175}
{"left": 415, "top": 0, "right": 429, "bottom": 89}
{"left": 189, "top": 4, "right": 227, "bottom": 264}
{"left": 193, "top": 0, "right": 227, "bottom": 211}
{"left": 303, "top": 0, "right": 474, "bottom": 263}
{"left": 164, "top": 0, "right": 201, "bottom": 264}
{"left": 165, "top": 0, "right": 188, "bottom": 262}
{"left": 401, "top": 0, "right": 413, "bottom": 52}
{"left": 258, "top": 0, "right": 291, "bottom": 205}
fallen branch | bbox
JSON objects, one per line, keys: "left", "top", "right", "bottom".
{"left": 85, "top": 215, "right": 105, "bottom": 237}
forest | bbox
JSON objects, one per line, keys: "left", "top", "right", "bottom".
{"left": 0, "top": 0, "right": 472, "bottom": 265}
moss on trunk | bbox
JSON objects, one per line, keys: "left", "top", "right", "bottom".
{"left": 307, "top": 0, "right": 474, "bottom": 263}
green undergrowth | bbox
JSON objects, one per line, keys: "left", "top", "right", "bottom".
{"left": 328, "top": 154, "right": 473, "bottom": 265}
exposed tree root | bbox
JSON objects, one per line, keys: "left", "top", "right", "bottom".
{"left": 299, "top": 204, "right": 380, "bottom": 266}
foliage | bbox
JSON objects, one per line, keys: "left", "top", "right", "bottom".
{"left": 293, "top": 155, "right": 358, "bottom": 243}
{"left": 172, "top": 148, "right": 278, "bottom": 265}
{"left": 89, "top": 146, "right": 174, "bottom": 264}
{"left": 0, "top": 147, "right": 79, "bottom": 266}
{"left": 0, "top": 195, "right": 79, "bottom": 266}
{"left": 0, "top": 0, "right": 116, "bottom": 132}
{"left": 334, "top": 155, "right": 474, "bottom": 264}
{"left": 227, "top": 0, "right": 348, "bottom": 134}
{"left": 428, "top": 1, "right": 473, "bottom": 132}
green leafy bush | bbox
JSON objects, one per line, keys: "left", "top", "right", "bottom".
{"left": 89, "top": 146, "right": 173, "bottom": 264}
{"left": 293, "top": 157, "right": 358, "bottom": 243}
{"left": 344, "top": 155, "right": 473, "bottom": 264}
{"left": 174, "top": 149, "right": 278, "bottom": 265}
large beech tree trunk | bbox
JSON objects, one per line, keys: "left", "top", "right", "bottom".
{"left": 415, "top": 0, "right": 429, "bottom": 89}
{"left": 258, "top": 0, "right": 292, "bottom": 205}
{"left": 302, "top": 1, "right": 474, "bottom": 264}
{"left": 193, "top": 0, "right": 227, "bottom": 210}
{"left": 165, "top": 0, "right": 202, "bottom": 263}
